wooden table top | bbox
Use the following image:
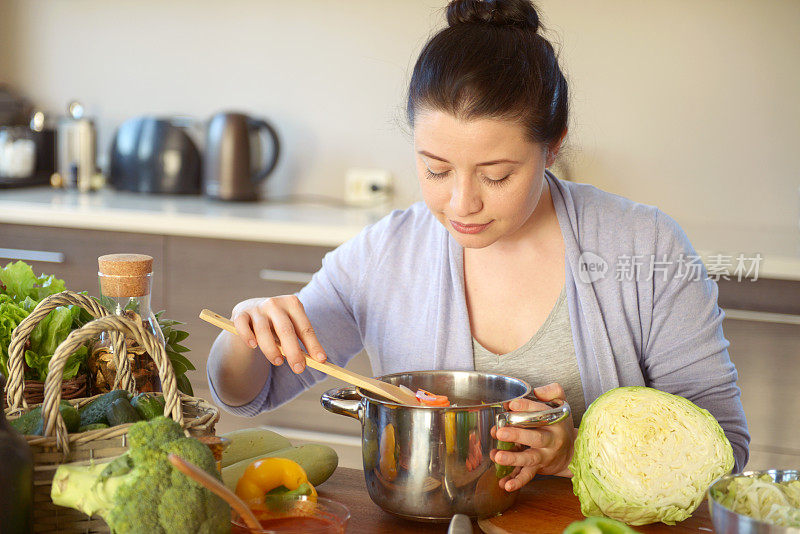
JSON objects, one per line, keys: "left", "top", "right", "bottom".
{"left": 316, "top": 468, "right": 714, "bottom": 534}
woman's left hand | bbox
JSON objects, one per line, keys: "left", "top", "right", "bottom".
{"left": 489, "top": 382, "right": 576, "bottom": 492}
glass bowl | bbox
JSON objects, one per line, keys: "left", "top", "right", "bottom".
{"left": 196, "top": 435, "right": 231, "bottom": 472}
{"left": 231, "top": 496, "right": 350, "bottom": 534}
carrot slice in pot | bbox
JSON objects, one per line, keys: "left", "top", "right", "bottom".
{"left": 415, "top": 389, "right": 450, "bottom": 407}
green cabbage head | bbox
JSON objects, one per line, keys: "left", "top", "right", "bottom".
{"left": 569, "top": 386, "right": 734, "bottom": 526}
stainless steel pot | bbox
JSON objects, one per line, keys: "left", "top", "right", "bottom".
{"left": 321, "top": 370, "right": 570, "bottom": 521}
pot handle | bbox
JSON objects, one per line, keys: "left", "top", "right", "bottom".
{"left": 320, "top": 386, "right": 363, "bottom": 422}
{"left": 496, "top": 398, "right": 571, "bottom": 429}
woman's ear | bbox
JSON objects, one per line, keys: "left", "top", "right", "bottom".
{"left": 545, "top": 128, "right": 568, "bottom": 168}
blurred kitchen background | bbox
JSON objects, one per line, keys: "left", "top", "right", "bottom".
{"left": 0, "top": 1, "right": 798, "bottom": 471}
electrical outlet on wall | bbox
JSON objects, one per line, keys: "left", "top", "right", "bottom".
{"left": 344, "top": 168, "right": 393, "bottom": 206}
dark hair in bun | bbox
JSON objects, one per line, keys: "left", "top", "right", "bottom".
{"left": 446, "top": 0, "right": 539, "bottom": 32}
{"left": 407, "top": 0, "right": 568, "bottom": 147}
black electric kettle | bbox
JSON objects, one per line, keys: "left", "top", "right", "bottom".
{"left": 109, "top": 116, "right": 202, "bottom": 194}
{"left": 202, "top": 111, "right": 280, "bottom": 201}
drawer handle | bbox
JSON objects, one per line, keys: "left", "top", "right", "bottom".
{"left": 0, "top": 248, "right": 66, "bottom": 264}
{"left": 258, "top": 269, "right": 314, "bottom": 285}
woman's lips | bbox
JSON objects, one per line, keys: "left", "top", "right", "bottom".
{"left": 450, "top": 220, "right": 492, "bottom": 234}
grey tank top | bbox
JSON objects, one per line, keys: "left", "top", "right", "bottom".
{"left": 472, "top": 285, "right": 587, "bottom": 426}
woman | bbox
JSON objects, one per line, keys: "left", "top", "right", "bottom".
{"left": 207, "top": 0, "right": 749, "bottom": 491}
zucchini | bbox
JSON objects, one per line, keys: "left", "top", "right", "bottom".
{"left": 219, "top": 427, "right": 292, "bottom": 469}
{"left": 131, "top": 393, "right": 165, "bottom": 420}
{"left": 29, "top": 402, "right": 81, "bottom": 436}
{"left": 495, "top": 439, "right": 515, "bottom": 478}
{"left": 79, "top": 390, "right": 129, "bottom": 427}
{"left": 9, "top": 406, "right": 44, "bottom": 435}
{"left": 221, "top": 443, "right": 339, "bottom": 490}
{"left": 105, "top": 398, "right": 141, "bottom": 426}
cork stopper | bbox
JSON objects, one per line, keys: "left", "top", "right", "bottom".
{"left": 98, "top": 254, "right": 153, "bottom": 297}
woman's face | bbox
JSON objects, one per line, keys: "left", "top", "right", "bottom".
{"left": 413, "top": 109, "right": 555, "bottom": 249}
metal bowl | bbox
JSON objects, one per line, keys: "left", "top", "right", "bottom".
{"left": 708, "top": 469, "right": 800, "bottom": 533}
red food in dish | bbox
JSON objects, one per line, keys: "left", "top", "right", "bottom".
{"left": 232, "top": 515, "right": 343, "bottom": 534}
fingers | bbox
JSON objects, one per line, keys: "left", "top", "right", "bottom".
{"left": 263, "top": 299, "right": 307, "bottom": 374}
{"left": 285, "top": 297, "right": 327, "bottom": 363}
{"left": 495, "top": 426, "right": 553, "bottom": 449}
{"left": 508, "top": 398, "right": 550, "bottom": 412}
{"left": 232, "top": 312, "right": 258, "bottom": 349}
{"left": 532, "top": 382, "right": 566, "bottom": 402}
{"left": 491, "top": 445, "right": 543, "bottom": 469}
{"left": 496, "top": 462, "right": 537, "bottom": 492}
{"left": 505, "top": 466, "right": 538, "bottom": 492}
{"left": 231, "top": 295, "right": 325, "bottom": 374}
{"left": 250, "top": 312, "right": 284, "bottom": 367}
{"left": 498, "top": 467, "right": 522, "bottom": 490}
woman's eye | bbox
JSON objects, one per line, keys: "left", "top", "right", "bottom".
{"left": 483, "top": 173, "right": 511, "bottom": 185}
{"left": 424, "top": 168, "right": 450, "bottom": 179}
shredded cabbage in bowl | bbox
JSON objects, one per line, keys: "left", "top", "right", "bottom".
{"left": 711, "top": 474, "right": 800, "bottom": 527}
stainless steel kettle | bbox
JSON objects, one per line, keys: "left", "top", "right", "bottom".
{"left": 202, "top": 111, "right": 280, "bottom": 201}
{"left": 55, "top": 101, "right": 98, "bottom": 192}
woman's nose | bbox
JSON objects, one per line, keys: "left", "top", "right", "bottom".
{"left": 450, "top": 177, "right": 482, "bottom": 217}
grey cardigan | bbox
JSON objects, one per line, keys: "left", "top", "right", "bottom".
{"left": 208, "top": 171, "right": 749, "bottom": 471}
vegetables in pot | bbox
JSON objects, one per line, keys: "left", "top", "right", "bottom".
{"left": 569, "top": 386, "right": 734, "bottom": 526}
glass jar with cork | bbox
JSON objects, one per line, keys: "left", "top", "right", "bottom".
{"left": 91, "top": 254, "right": 166, "bottom": 393}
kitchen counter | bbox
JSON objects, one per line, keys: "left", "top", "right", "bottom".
{"left": 316, "top": 468, "right": 713, "bottom": 533}
{"left": 1, "top": 186, "right": 799, "bottom": 279}
{"left": 0, "top": 187, "right": 395, "bottom": 247}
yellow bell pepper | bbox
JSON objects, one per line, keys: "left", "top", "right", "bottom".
{"left": 235, "top": 457, "right": 317, "bottom": 503}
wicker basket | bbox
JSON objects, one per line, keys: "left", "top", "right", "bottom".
{"left": 3, "top": 291, "right": 220, "bottom": 533}
{"left": 0, "top": 375, "right": 90, "bottom": 410}
{"left": 4, "top": 291, "right": 112, "bottom": 412}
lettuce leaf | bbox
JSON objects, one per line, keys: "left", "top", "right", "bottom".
{"left": 0, "top": 261, "right": 67, "bottom": 302}
{"left": 0, "top": 261, "right": 38, "bottom": 301}
{"left": 0, "top": 261, "right": 82, "bottom": 381}
{"left": 25, "top": 304, "right": 85, "bottom": 381}
{"left": 0, "top": 294, "right": 31, "bottom": 377}
{"left": 34, "top": 273, "right": 66, "bottom": 300}
{"left": 30, "top": 305, "right": 77, "bottom": 357}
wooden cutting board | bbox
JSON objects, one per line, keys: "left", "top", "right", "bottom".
{"left": 477, "top": 477, "right": 714, "bottom": 534}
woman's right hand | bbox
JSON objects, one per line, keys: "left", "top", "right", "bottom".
{"left": 231, "top": 295, "right": 327, "bottom": 374}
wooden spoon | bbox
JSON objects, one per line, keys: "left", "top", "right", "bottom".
{"left": 199, "top": 309, "right": 420, "bottom": 405}
{"left": 167, "top": 453, "right": 261, "bottom": 531}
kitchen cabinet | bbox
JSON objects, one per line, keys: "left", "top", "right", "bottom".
{"left": 716, "top": 277, "right": 800, "bottom": 315}
{"left": 0, "top": 224, "right": 166, "bottom": 309}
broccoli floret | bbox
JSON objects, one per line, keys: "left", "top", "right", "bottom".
{"left": 51, "top": 417, "right": 230, "bottom": 534}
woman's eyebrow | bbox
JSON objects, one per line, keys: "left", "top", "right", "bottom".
{"left": 417, "top": 150, "right": 520, "bottom": 166}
